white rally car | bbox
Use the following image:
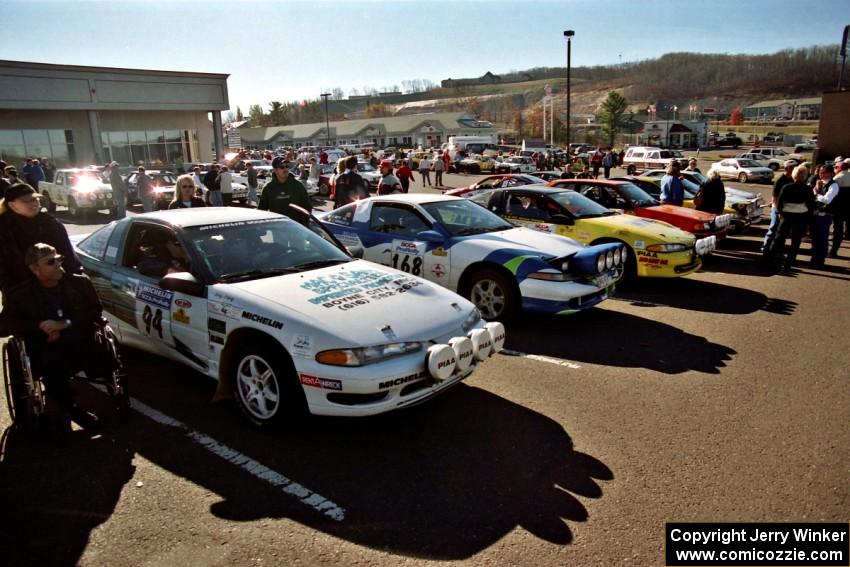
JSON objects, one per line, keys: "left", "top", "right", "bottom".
{"left": 73, "top": 208, "right": 503, "bottom": 427}
{"left": 319, "top": 194, "right": 626, "bottom": 321}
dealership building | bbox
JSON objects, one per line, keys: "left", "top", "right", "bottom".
{"left": 234, "top": 112, "right": 497, "bottom": 150}
{"left": 0, "top": 60, "right": 229, "bottom": 169}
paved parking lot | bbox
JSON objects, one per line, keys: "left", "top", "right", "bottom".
{"left": 1, "top": 169, "right": 848, "bottom": 566}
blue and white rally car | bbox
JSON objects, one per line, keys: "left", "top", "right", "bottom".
{"left": 72, "top": 208, "right": 504, "bottom": 427}
{"left": 319, "top": 194, "right": 625, "bottom": 320}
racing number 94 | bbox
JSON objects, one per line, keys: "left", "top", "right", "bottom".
{"left": 142, "top": 304, "right": 164, "bottom": 338}
{"left": 391, "top": 253, "right": 423, "bottom": 276}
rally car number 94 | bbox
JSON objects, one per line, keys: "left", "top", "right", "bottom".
{"left": 73, "top": 208, "right": 504, "bottom": 427}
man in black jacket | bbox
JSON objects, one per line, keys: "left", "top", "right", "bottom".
{"left": 0, "top": 243, "right": 109, "bottom": 428}
{"left": 0, "top": 183, "right": 83, "bottom": 297}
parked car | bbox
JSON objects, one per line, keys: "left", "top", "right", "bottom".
{"left": 38, "top": 168, "right": 114, "bottom": 218}
{"left": 715, "top": 134, "right": 743, "bottom": 148}
{"left": 72, "top": 207, "right": 501, "bottom": 426}
{"left": 708, "top": 158, "right": 775, "bottom": 184}
{"left": 495, "top": 156, "right": 537, "bottom": 174}
{"left": 444, "top": 174, "right": 546, "bottom": 198}
{"left": 546, "top": 179, "right": 732, "bottom": 239}
{"left": 467, "top": 184, "right": 714, "bottom": 280}
{"left": 458, "top": 154, "right": 497, "bottom": 174}
{"left": 736, "top": 152, "right": 781, "bottom": 171}
{"left": 622, "top": 147, "right": 689, "bottom": 172}
{"left": 319, "top": 194, "right": 625, "bottom": 320}
{"left": 124, "top": 170, "right": 178, "bottom": 210}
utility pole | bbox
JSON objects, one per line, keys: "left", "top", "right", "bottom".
{"left": 320, "top": 93, "right": 331, "bottom": 146}
{"left": 564, "top": 30, "right": 575, "bottom": 145}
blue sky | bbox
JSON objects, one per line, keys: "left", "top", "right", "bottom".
{"left": 3, "top": 0, "right": 847, "bottom": 114}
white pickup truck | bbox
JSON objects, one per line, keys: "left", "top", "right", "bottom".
{"left": 38, "top": 168, "right": 114, "bottom": 218}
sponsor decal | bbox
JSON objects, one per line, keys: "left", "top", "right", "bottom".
{"left": 533, "top": 223, "right": 554, "bottom": 233}
{"left": 173, "top": 308, "right": 191, "bottom": 325}
{"left": 394, "top": 240, "right": 422, "bottom": 254}
{"left": 577, "top": 231, "right": 592, "bottom": 238}
{"left": 300, "top": 269, "right": 423, "bottom": 311}
{"left": 638, "top": 256, "right": 669, "bottom": 266}
{"left": 208, "top": 302, "right": 241, "bottom": 321}
{"left": 431, "top": 247, "right": 448, "bottom": 257}
{"left": 208, "top": 318, "right": 227, "bottom": 334}
{"left": 633, "top": 240, "right": 645, "bottom": 249}
{"left": 379, "top": 371, "right": 427, "bottom": 390}
{"left": 336, "top": 232, "right": 362, "bottom": 249}
{"left": 291, "top": 335, "right": 314, "bottom": 357}
{"left": 136, "top": 284, "right": 174, "bottom": 310}
{"left": 106, "top": 245, "right": 118, "bottom": 261}
{"left": 431, "top": 263, "right": 447, "bottom": 278}
{"left": 636, "top": 250, "right": 658, "bottom": 258}
{"left": 210, "top": 290, "right": 236, "bottom": 302}
{"left": 175, "top": 299, "right": 192, "bottom": 308}
{"left": 241, "top": 310, "right": 284, "bottom": 330}
{"left": 209, "top": 333, "right": 225, "bottom": 345}
{"left": 197, "top": 218, "right": 279, "bottom": 232}
{"left": 299, "top": 373, "right": 343, "bottom": 391}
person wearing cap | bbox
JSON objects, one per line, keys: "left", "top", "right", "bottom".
{"left": 258, "top": 156, "right": 311, "bottom": 224}
{"left": 22, "top": 157, "right": 45, "bottom": 190}
{"left": 106, "top": 161, "right": 128, "bottom": 219}
{"left": 0, "top": 243, "right": 107, "bottom": 429}
{"left": 762, "top": 160, "right": 797, "bottom": 254}
{"left": 377, "top": 161, "right": 402, "bottom": 195}
{"left": 0, "top": 183, "right": 83, "bottom": 296}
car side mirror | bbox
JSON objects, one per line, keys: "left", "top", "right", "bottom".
{"left": 159, "top": 272, "right": 205, "bottom": 297}
{"left": 416, "top": 230, "right": 444, "bottom": 244}
{"left": 347, "top": 245, "right": 364, "bottom": 258}
{"left": 550, "top": 214, "right": 574, "bottom": 225}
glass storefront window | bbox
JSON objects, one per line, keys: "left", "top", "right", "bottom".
{"left": 128, "top": 131, "right": 147, "bottom": 144}
{"left": 0, "top": 131, "right": 24, "bottom": 145}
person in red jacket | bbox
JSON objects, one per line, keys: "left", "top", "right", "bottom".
{"left": 396, "top": 160, "right": 415, "bottom": 193}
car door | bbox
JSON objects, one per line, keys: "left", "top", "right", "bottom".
{"left": 503, "top": 190, "right": 559, "bottom": 234}
{"left": 365, "top": 203, "right": 450, "bottom": 285}
{"left": 52, "top": 171, "right": 68, "bottom": 206}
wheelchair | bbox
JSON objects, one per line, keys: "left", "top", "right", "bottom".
{"left": 3, "top": 318, "right": 130, "bottom": 431}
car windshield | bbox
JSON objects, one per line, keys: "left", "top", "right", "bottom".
{"left": 421, "top": 199, "right": 513, "bottom": 236}
{"left": 680, "top": 178, "right": 700, "bottom": 198}
{"left": 685, "top": 171, "right": 707, "bottom": 184}
{"left": 357, "top": 163, "right": 376, "bottom": 172}
{"left": 549, "top": 191, "right": 614, "bottom": 217}
{"left": 738, "top": 160, "right": 762, "bottom": 168}
{"left": 618, "top": 183, "right": 659, "bottom": 207}
{"left": 70, "top": 172, "right": 102, "bottom": 185}
{"left": 184, "top": 218, "right": 352, "bottom": 281}
{"left": 153, "top": 174, "right": 177, "bottom": 185}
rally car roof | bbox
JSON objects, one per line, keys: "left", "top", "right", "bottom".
{"left": 127, "top": 207, "right": 284, "bottom": 229}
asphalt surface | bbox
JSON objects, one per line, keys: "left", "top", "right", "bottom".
{"left": 1, "top": 168, "right": 848, "bottom": 566}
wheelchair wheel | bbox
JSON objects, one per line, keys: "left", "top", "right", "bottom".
{"left": 2, "top": 337, "right": 45, "bottom": 431}
{"left": 101, "top": 325, "right": 131, "bottom": 418}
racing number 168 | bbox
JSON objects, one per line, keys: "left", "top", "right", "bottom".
{"left": 142, "top": 305, "right": 164, "bottom": 338}
{"left": 392, "top": 253, "right": 422, "bottom": 276}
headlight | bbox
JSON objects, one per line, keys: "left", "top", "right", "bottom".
{"left": 605, "top": 250, "right": 614, "bottom": 270}
{"left": 528, "top": 270, "right": 568, "bottom": 281}
{"left": 732, "top": 203, "right": 747, "bottom": 212}
{"left": 596, "top": 254, "right": 606, "bottom": 273}
{"left": 694, "top": 222, "right": 711, "bottom": 231}
{"left": 316, "top": 342, "right": 422, "bottom": 366}
{"left": 612, "top": 247, "right": 622, "bottom": 265}
{"left": 560, "top": 259, "right": 570, "bottom": 272}
{"left": 646, "top": 243, "right": 688, "bottom": 253}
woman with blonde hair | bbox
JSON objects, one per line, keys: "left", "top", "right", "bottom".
{"left": 767, "top": 165, "right": 815, "bottom": 271}
{"left": 168, "top": 174, "right": 206, "bottom": 209}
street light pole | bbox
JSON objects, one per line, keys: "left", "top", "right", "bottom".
{"left": 320, "top": 92, "right": 331, "bottom": 146}
{"left": 564, "top": 30, "right": 574, "bottom": 146}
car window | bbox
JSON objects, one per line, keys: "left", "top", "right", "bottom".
{"left": 632, "top": 151, "right": 644, "bottom": 158}
{"left": 421, "top": 199, "right": 512, "bottom": 236}
{"left": 506, "top": 193, "right": 550, "bottom": 221}
{"left": 369, "top": 204, "right": 430, "bottom": 237}
{"left": 122, "top": 223, "right": 191, "bottom": 279}
{"left": 325, "top": 203, "right": 357, "bottom": 227}
{"left": 78, "top": 222, "right": 118, "bottom": 261}
{"left": 549, "top": 190, "right": 613, "bottom": 217}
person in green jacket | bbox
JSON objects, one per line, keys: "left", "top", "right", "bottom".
{"left": 258, "top": 156, "right": 312, "bottom": 224}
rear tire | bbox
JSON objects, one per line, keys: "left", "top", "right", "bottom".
{"left": 462, "top": 268, "right": 518, "bottom": 321}
{"left": 318, "top": 182, "right": 330, "bottom": 196}
{"left": 231, "top": 338, "right": 306, "bottom": 429}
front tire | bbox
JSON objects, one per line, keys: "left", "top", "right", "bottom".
{"left": 462, "top": 268, "right": 518, "bottom": 321}
{"left": 738, "top": 173, "right": 748, "bottom": 183}
{"left": 318, "top": 181, "right": 330, "bottom": 196}
{"left": 42, "top": 192, "right": 57, "bottom": 214}
{"left": 231, "top": 339, "right": 306, "bottom": 428}
{"left": 67, "top": 197, "right": 81, "bottom": 218}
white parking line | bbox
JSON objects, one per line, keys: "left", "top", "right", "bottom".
{"left": 501, "top": 349, "right": 581, "bottom": 369}
{"left": 96, "top": 387, "right": 345, "bottom": 522}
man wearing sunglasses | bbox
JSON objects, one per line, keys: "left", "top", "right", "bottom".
{"left": 0, "top": 243, "right": 107, "bottom": 429}
{"left": 0, "top": 183, "right": 83, "bottom": 296}
{"left": 258, "top": 156, "right": 311, "bottom": 224}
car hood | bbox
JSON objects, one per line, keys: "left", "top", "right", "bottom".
{"left": 725, "top": 187, "right": 759, "bottom": 200}
{"left": 645, "top": 204, "right": 718, "bottom": 221}
{"left": 579, "top": 214, "right": 695, "bottom": 244}
{"left": 458, "top": 226, "right": 585, "bottom": 256}
{"left": 223, "top": 260, "right": 476, "bottom": 345}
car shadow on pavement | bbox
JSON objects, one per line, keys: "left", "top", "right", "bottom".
{"left": 0, "top": 422, "right": 136, "bottom": 567}
{"left": 506, "top": 309, "right": 735, "bottom": 374}
{"left": 96, "top": 353, "right": 613, "bottom": 560}
{"left": 615, "top": 277, "right": 796, "bottom": 316}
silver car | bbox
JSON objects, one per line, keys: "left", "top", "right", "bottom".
{"left": 708, "top": 159, "right": 775, "bottom": 184}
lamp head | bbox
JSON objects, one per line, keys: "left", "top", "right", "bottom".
{"left": 564, "top": 30, "right": 575, "bottom": 37}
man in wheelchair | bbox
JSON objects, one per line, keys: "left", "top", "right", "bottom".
{"left": 1, "top": 243, "right": 118, "bottom": 429}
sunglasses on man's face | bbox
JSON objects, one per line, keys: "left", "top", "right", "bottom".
{"left": 43, "top": 256, "right": 63, "bottom": 266}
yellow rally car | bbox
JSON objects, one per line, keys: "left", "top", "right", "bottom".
{"left": 468, "top": 184, "right": 717, "bottom": 279}
{"left": 458, "top": 154, "right": 496, "bottom": 174}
